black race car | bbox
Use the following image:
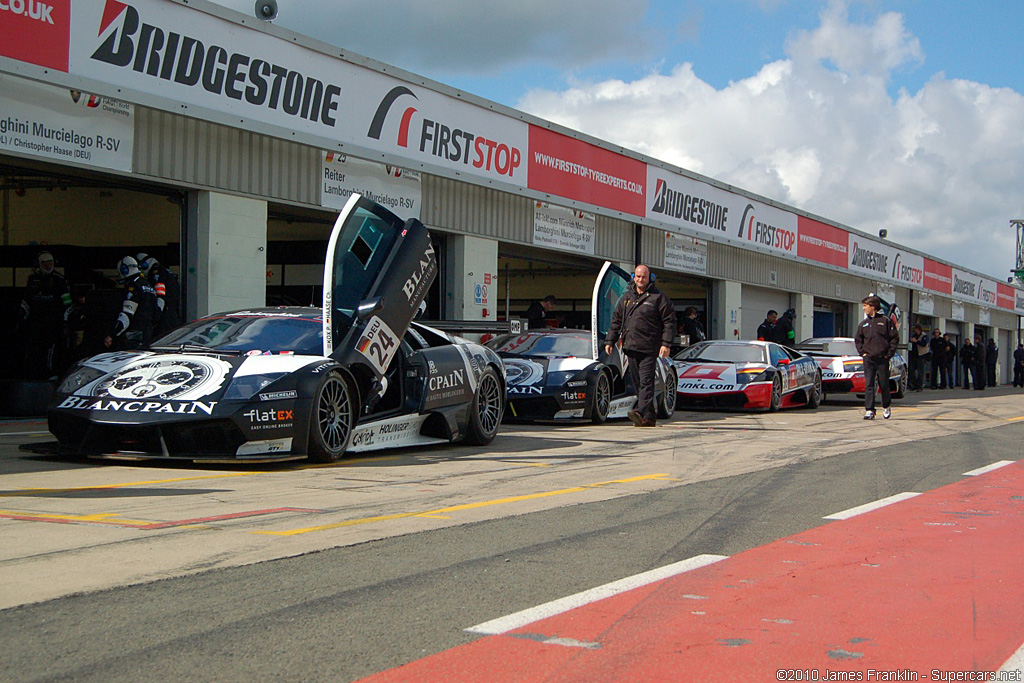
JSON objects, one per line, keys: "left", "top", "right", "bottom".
{"left": 487, "top": 262, "right": 677, "bottom": 423}
{"left": 31, "top": 194, "right": 505, "bottom": 463}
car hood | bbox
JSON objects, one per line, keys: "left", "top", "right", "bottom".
{"left": 501, "top": 355, "right": 595, "bottom": 387}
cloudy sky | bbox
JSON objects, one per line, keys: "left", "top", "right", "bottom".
{"left": 211, "top": 0, "right": 1024, "bottom": 280}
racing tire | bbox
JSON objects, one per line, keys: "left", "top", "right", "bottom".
{"left": 590, "top": 371, "right": 612, "bottom": 424}
{"left": 768, "top": 375, "right": 783, "bottom": 412}
{"left": 307, "top": 372, "right": 356, "bottom": 463}
{"left": 465, "top": 367, "right": 503, "bottom": 445}
{"left": 806, "top": 371, "right": 822, "bottom": 409}
{"left": 893, "top": 372, "right": 907, "bottom": 399}
{"left": 657, "top": 369, "right": 677, "bottom": 420}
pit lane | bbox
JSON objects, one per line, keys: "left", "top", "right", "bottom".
{"left": 1, "top": 386, "right": 1022, "bottom": 610}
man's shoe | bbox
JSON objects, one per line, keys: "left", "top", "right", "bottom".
{"left": 883, "top": 407, "right": 891, "bottom": 419}
{"left": 639, "top": 418, "right": 657, "bottom": 427}
{"left": 864, "top": 410, "right": 875, "bottom": 420}
{"left": 627, "top": 410, "right": 644, "bottom": 427}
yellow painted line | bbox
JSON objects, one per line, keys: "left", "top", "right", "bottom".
{"left": 256, "top": 473, "right": 673, "bottom": 537}
{"left": 1, "top": 472, "right": 263, "bottom": 498}
{"left": 1007, "top": 416, "right": 1024, "bottom": 422}
{"left": 295, "top": 455, "right": 402, "bottom": 469}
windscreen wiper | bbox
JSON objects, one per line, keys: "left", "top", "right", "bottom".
{"left": 150, "top": 343, "right": 242, "bottom": 355}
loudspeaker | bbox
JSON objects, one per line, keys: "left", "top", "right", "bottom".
{"left": 254, "top": 0, "right": 277, "bottom": 21}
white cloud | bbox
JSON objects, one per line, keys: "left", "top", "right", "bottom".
{"left": 518, "top": 2, "right": 1024, "bottom": 278}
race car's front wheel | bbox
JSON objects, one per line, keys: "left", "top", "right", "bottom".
{"left": 465, "top": 367, "right": 503, "bottom": 445}
{"left": 308, "top": 372, "right": 356, "bottom": 462}
{"left": 806, "top": 371, "right": 822, "bottom": 409}
{"left": 590, "top": 371, "right": 611, "bottom": 424}
{"left": 769, "top": 375, "right": 783, "bottom": 412}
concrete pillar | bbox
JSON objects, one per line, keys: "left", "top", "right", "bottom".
{"left": 444, "top": 235, "right": 498, "bottom": 321}
{"left": 793, "top": 293, "right": 814, "bottom": 344}
{"left": 186, "top": 191, "right": 267, "bottom": 319}
{"left": 711, "top": 279, "right": 742, "bottom": 340}
{"left": 934, "top": 319, "right": 946, "bottom": 335}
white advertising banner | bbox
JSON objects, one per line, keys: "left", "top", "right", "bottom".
{"left": 951, "top": 301, "right": 965, "bottom": 321}
{"left": 646, "top": 166, "right": 798, "bottom": 256}
{"left": 848, "top": 236, "right": 925, "bottom": 288}
{"left": 67, "top": 0, "right": 528, "bottom": 187}
{"left": 532, "top": 202, "right": 595, "bottom": 256}
{"left": 978, "top": 308, "right": 991, "bottom": 326}
{"left": 664, "top": 233, "right": 707, "bottom": 275}
{"left": 916, "top": 292, "right": 934, "bottom": 316}
{"left": 0, "top": 73, "right": 133, "bottom": 171}
{"left": 951, "top": 268, "right": 999, "bottom": 308}
{"left": 320, "top": 152, "right": 421, "bottom": 219}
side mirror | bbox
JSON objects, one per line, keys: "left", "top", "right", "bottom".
{"left": 356, "top": 297, "right": 383, "bottom": 321}
{"left": 777, "top": 358, "right": 791, "bottom": 366}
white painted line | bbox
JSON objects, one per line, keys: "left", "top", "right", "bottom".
{"left": 466, "top": 554, "right": 728, "bottom": 636}
{"left": 823, "top": 492, "right": 921, "bottom": 521}
{"left": 999, "top": 639, "right": 1024, "bottom": 674}
{"left": 0, "top": 431, "right": 50, "bottom": 437}
{"left": 963, "top": 460, "right": 1015, "bottom": 477}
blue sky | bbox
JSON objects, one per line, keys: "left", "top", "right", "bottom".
{"left": 209, "top": 0, "right": 1024, "bottom": 280}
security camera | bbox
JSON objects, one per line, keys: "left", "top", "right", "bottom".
{"left": 878, "top": 229, "right": 888, "bottom": 239}
{"left": 254, "top": 0, "right": 277, "bottom": 21}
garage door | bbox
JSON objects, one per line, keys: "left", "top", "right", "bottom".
{"left": 740, "top": 286, "right": 790, "bottom": 340}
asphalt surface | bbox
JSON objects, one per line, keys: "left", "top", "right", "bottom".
{"left": 1, "top": 386, "right": 1022, "bottom": 681}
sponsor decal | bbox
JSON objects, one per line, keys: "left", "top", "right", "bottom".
{"left": 797, "top": 217, "right": 848, "bottom": 268}
{"left": 88, "top": 1, "right": 343, "bottom": 127}
{"left": 428, "top": 368, "right": 465, "bottom": 392}
{"left": 87, "top": 356, "right": 229, "bottom": 400}
{"left": 242, "top": 407, "right": 294, "bottom": 431}
{"left": 236, "top": 438, "right": 292, "bottom": 456}
{"left": 677, "top": 382, "right": 738, "bottom": 391}
{"left": 507, "top": 385, "right": 542, "bottom": 395}
{"left": 402, "top": 242, "right": 437, "bottom": 306}
{"left": 651, "top": 179, "right": 728, "bottom": 232}
{"left": 349, "top": 415, "right": 428, "bottom": 450}
{"left": 356, "top": 315, "right": 399, "bottom": 374}
{"left": 259, "top": 390, "right": 297, "bottom": 401}
{"left": 567, "top": 380, "right": 587, "bottom": 388}
{"left": 58, "top": 395, "right": 216, "bottom": 415}
{"left": 560, "top": 391, "right": 586, "bottom": 403}
{"left": 679, "top": 365, "right": 729, "bottom": 380}
{"left": 952, "top": 274, "right": 976, "bottom": 298}
{"left": 368, "top": 86, "right": 522, "bottom": 179}
{"left": 924, "top": 258, "right": 953, "bottom": 294}
{"left": 503, "top": 359, "right": 545, "bottom": 386}
{"left": 891, "top": 252, "right": 923, "bottom": 286}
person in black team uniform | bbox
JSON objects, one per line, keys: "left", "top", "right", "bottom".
{"left": 1013, "top": 343, "right": 1024, "bottom": 388}
{"left": 526, "top": 295, "right": 556, "bottom": 330}
{"left": 959, "top": 337, "right": 976, "bottom": 390}
{"left": 19, "top": 251, "right": 72, "bottom": 379}
{"left": 757, "top": 310, "right": 778, "bottom": 342}
{"left": 972, "top": 334, "right": 987, "bottom": 391}
{"left": 680, "top": 306, "right": 706, "bottom": 346}
{"left": 137, "top": 254, "right": 182, "bottom": 337}
{"left": 854, "top": 295, "right": 899, "bottom": 420}
{"left": 605, "top": 265, "right": 675, "bottom": 428}
{"left": 774, "top": 308, "right": 796, "bottom": 349}
{"left": 105, "top": 256, "right": 158, "bottom": 351}
{"left": 929, "top": 329, "right": 947, "bottom": 389}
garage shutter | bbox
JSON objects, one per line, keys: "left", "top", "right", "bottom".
{"left": 740, "top": 286, "right": 791, "bottom": 340}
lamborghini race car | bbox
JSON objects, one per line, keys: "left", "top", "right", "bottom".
{"left": 795, "top": 337, "right": 907, "bottom": 400}
{"left": 487, "top": 262, "right": 676, "bottom": 423}
{"left": 672, "top": 340, "right": 822, "bottom": 411}
{"left": 33, "top": 194, "right": 505, "bottom": 463}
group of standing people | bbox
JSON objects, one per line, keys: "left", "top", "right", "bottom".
{"left": 17, "top": 251, "right": 181, "bottom": 380}
{"left": 907, "top": 326, "right": 959, "bottom": 390}
{"left": 957, "top": 334, "right": 997, "bottom": 391}
{"left": 756, "top": 309, "right": 796, "bottom": 349}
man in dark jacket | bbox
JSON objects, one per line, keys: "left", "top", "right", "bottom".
{"left": 959, "top": 338, "right": 976, "bottom": 389}
{"left": 1013, "top": 343, "right": 1024, "bottom": 388}
{"left": 973, "top": 334, "right": 987, "bottom": 390}
{"left": 854, "top": 295, "right": 899, "bottom": 420}
{"left": 680, "top": 306, "right": 706, "bottom": 346}
{"left": 757, "top": 310, "right": 778, "bottom": 342}
{"left": 908, "top": 324, "right": 930, "bottom": 391}
{"left": 774, "top": 308, "right": 796, "bottom": 348}
{"left": 985, "top": 338, "right": 998, "bottom": 387}
{"left": 929, "top": 329, "right": 946, "bottom": 389}
{"left": 605, "top": 264, "right": 675, "bottom": 427}
{"left": 104, "top": 256, "right": 159, "bottom": 351}
{"left": 526, "top": 295, "right": 556, "bottom": 330}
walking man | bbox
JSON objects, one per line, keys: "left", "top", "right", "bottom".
{"left": 605, "top": 264, "right": 675, "bottom": 428}
{"left": 854, "top": 295, "right": 899, "bottom": 420}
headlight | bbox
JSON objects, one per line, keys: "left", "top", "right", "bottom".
{"left": 546, "top": 370, "right": 582, "bottom": 387}
{"left": 222, "top": 373, "right": 288, "bottom": 401}
{"left": 843, "top": 360, "right": 863, "bottom": 373}
{"left": 735, "top": 368, "right": 770, "bottom": 385}
{"left": 58, "top": 363, "right": 105, "bottom": 394}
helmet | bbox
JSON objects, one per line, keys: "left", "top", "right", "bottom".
{"left": 37, "top": 251, "right": 55, "bottom": 274}
{"left": 137, "top": 254, "right": 159, "bottom": 276}
{"left": 117, "top": 256, "right": 140, "bottom": 281}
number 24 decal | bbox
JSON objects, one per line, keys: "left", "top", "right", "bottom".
{"left": 357, "top": 316, "right": 400, "bottom": 374}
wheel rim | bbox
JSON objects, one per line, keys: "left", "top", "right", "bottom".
{"left": 596, "top": 374, "right": 611, "bottom": 417}
{"left": 814, "top": 374, "right": 822, "bottom": 403}
{"left": 318, "top": 376, "right": 352, "bottom": 452}
{"left": 476, "top": 372, "right": 503, "bottom": 435}
{"left": 664, "top": 373, "right": 677, "bottom": 413}
{"left": 772, "top": 379, "right": 782, "bottom": 410}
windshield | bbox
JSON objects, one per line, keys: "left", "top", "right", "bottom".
{"left": 797, "top": 338, "right": 858, "bottom": 356}
{"left": 675, "top": 341, "right": 767, "bottom": 364}
{"left": 152, "top": 314, "right": 324, "bottom": 355}
{"left": 487, "top": 333, "right": 593, "bottom": 359}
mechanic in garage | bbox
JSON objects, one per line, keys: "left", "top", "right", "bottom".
{"left": 605, "top": 264, "right": 675, "bottom": 428}
{"left": 104, "top": 256, "right": 159, "bottom": 351}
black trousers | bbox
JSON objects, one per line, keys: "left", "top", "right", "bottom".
{"left": 930, "top": 358, "right": 946, "bottom": 388}
{"left": 1014, "top": 363, "right": 1024, "bottom": 387}
{"left": 625, "top": 350, "right": 659, "bottom": 421}
{"left": 863, "top": 356, "right": 891, "bottom": 412}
